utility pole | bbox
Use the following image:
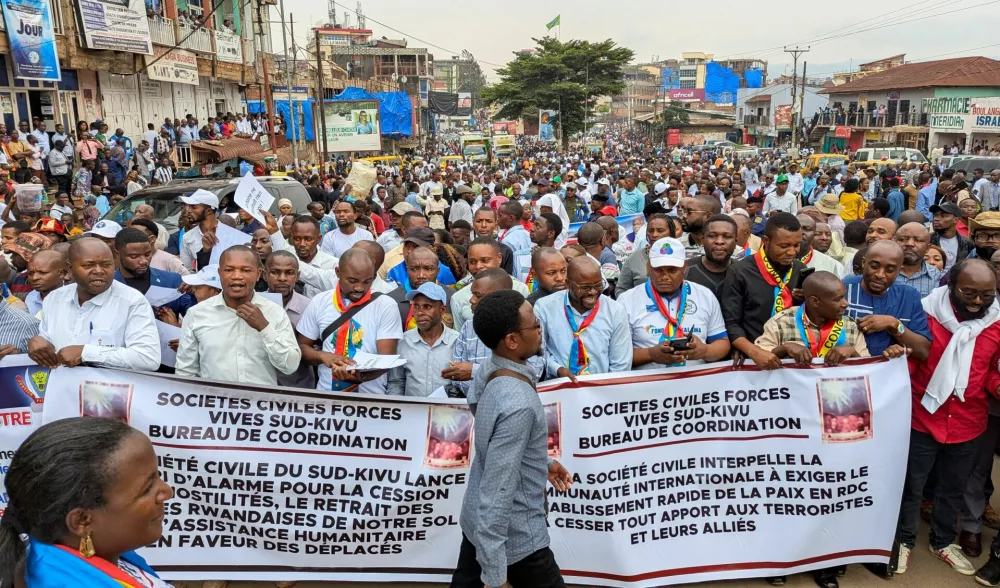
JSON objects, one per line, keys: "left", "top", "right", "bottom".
{"left": 784, "top": 46, "right": 809, "bottom": 151}
{"left": 799, "top": 61, "right": 807, "bottom": 151}
{"left": 257, "top": 0, "right": 276, "bottom": 154}
{"left": 279, "top": 0, "right": 297, "bottom": 167}
{"left": 315, "top": 28, "right": 328, "bottom": 166}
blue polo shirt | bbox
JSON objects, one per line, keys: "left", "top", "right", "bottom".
{"left": 386, "top": 261, "right": 456, "bottom": 290}
{"left": 842, "top": 274, "right": 931, "bottom": 355}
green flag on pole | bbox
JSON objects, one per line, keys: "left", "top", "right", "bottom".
{"left": 546, "top": 15, "right": 560, "bottom": 30}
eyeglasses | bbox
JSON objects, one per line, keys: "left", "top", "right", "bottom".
{"left": 974, "top": 232, "right": 1000, "bottom": 244}
{"left": 955, "top": 286, "right": 996, "bottom": 303}
{"left": 568, "top": 280, "right": 604, "bottom": 294}
{"left": 517, "top": 321, "right": 542, "bottom": 333}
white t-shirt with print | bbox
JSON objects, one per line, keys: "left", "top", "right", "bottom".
{"left": 296, "top": 290, "right": 403, "bottom": 394}
{"left": 617, "top": 280, "right": 727, "bottom": 368}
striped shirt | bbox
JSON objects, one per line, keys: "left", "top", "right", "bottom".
{"left": 450, "top": 318, "right": 545, "bottom": 396}
{"left": 896, "top": 262, "right": 945, "bottom": 298}
{"left": 0, "top": 296, "right": 40, "bottom": 352}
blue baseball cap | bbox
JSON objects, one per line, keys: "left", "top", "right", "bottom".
{"left": 405, "top": 282, "right": 448, "bottom": 304}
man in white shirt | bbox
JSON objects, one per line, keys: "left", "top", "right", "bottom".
{"left": 496, "top": 200, "right": 532, "bottom": 253}
{"left": 52, "top": 123, "right": 74, "bottom": 158}
{"left": 283, "top": 215, "right": 337, "bottom": 297}
{"left": 142, "top": 123, "right": 160, "bottom": 147}
{"left": 179, "top": 189, "right": 220, "bottom": 271}
{"left": 296, "top": 249, "right": 402, "bottom": 393}
{"left": 176, "top": 246, "right": 301, "bottom": 385}
{"left": 449, "top": 185, "right": 475, "bottom": 226}
{"left": 420, "top": 170, "right": 444, "bottom": 201}
{"left": 31, "top": 121, "right": 50, "bottom": 157}
{"left": 27, "top": 237, "right": 160, "bottom": 370}
{"left": 451, "top": 237, "right": 529, "bottom": 331}
{"left": 377, "top": 202, "right": 413, "bottom": 252}
{"left": 321, "top": 200, "right": 374, "bottom": 258}
{"left": 786, "top": 163, "right": 805, "bottom": 197}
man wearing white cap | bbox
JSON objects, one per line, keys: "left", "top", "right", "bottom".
{"left": 617, "top": 237, "right": 730, "bottom": 370}
{"left": 87, "top": 219, "right": 121, "bottom": 251}
{"left": 575, "top": 177, "right": 592, "bottom": 209}
{"left": 178, "top": 188, "right": 220, "bottom": 272}
{"left": 176, "top": 245, "right": 300, "bottom": 385}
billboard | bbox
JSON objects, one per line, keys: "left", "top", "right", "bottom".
{"left": 322, "top": 99, "right": 382, "bottom": 153}
{"left": 214, "top": 29, "right": 242, "bottom": 64}
{"left": 1, "top": 0, "right": 60, "bottom": 81}
{"left": 75, "top": 0, "right": 152, "bottom": 54}
{"left": 456, "top": 92, "right": 472, "bottom": 116}
{"left": 773, "top": 104, "right": 792, "bottom": 128}
{"left": 538, "top": 109, "right": 558, "bottom": 142}
{"left": 667, "top": 88, "right": 704, "bottom": 102}
{"left": 144, "top": 47, "right": 198, "bottom": 85}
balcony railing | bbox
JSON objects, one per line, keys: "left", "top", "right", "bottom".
{"left": 743, "top": 114, "right": 770, "bottom": 126}
{"left": 177, "top": 21, "right": 214, "bottom": 53}
{"left": 811, "top": 110, "right": 930, "bottom": 128}
{"left": 148, "top": 16, "right": 176, "bottom": 46}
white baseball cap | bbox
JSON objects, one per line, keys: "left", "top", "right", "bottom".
{"left": 179, "top": 188, "right": 220, "bottom": 208}
{"left": 596, "top": 178, "right": 611, "bottom": 186}
{"left": 648, "top": 237, "right": 686, "bottom": 269}
{"left": 182, "top": 264, "right": 221, "bottom": 288}
{"left": 575, "top": 177, "right": 588, "bottom": 186}
{"left": 88, "top": 220, "right": 122, "bottom": 239}
{"left": 653, "top": 182, "right": 668, "bottom": 196}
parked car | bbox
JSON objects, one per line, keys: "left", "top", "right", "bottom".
{"left": 101, "top": 176, "right": 312, "bottom": 234}
{"left": 947, "top": 157, "right": 1000, "bottom": 173}
{"left": 852, "top": 147, "right": 927, "bottom": 167}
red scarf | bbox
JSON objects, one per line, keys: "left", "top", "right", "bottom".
{"left": 753, "top": 249, "right": 794, "bottom": 316}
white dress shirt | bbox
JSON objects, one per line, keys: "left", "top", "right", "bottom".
{"left": 175, "top": 293, "right": 302, "bottom": 385}
{"left": 39, "top": 282, "right": 160, "bottom": 371}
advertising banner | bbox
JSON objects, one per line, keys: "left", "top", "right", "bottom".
{"left": 322, "top": 99, "right": 381, "bottom": 153}
{"left": 214, "top": 29, "right": 242, "bottom": 64}
{"left": 0, "top": 356, "right": 49, "bottom": 513}
{"left": 76, "top": 0, "right": 152, "bottom": 54}
{"left": 1, "top": 0, "right": 60, "bottom": 81}
{"left": 667, "top": 89, "right": 704, "bottom": 102}
{"left": 145, "top": 46, "right": 198, "bottom": 86}
{"left": 774, "top": 105, "right": 792, "bottom": 129}
{"left": 971, "top": 98, "right": 1000, "bottom": 134}
{"left": 539, "top": 109, "right": 558, "bottom": 142}
{"left": 36, "top": 357, "right": 908, "bottom": 585}
{"left": 491, "top": 120, "right": 517, "bottom": 135}
{"left": 456, "top": 92, "right": 472, "bottom": 117}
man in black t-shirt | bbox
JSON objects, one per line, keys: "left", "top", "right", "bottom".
{"left": 684, "top": 214, "right": 737, "bottom": 303}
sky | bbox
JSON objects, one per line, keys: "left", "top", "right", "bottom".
{"left": 276, "top": 0, "right": 1000, "bottom": 83}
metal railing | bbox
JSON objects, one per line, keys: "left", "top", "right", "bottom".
{"left": 176, "top": 21, "right": 214, "bottom": 53}
{"left": 148, "top": 16, "right": 176, "bottom": 46}
{"left": 743, "top": 114, "right": 770, "bottom": 126}
{"left": 810, "top": 111, "right": 930, "bottom": 128}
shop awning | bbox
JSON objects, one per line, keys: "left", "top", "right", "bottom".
{"left": 241, "top": 145, "right": 294, "bottom": 168}
{"left": 191, "top": 138, "right": 267, "bottom": 162}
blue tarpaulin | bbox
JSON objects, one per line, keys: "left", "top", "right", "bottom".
{"left": 660, "top": 68, "right": 679, "bottom": 91}
{"left": 329, "top": 87, "right": 413, "bottom": 137}
{"left": 705, "top": 62, "right": 740, "bottom": 105}
{"left": 274, "top": 99, "right": 315, "bottom": 142}
{"left": 744, "top": 69, "right": 764, "bottom": 89}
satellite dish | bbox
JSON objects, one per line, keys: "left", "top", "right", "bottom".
{"left": 400, "top": 75, "right": 408, "bottom": 84}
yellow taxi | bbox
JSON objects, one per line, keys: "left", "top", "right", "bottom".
{"left": 360, "top": 155, "right": 403, "bottom": 167}
{"left": 802, "top": 153, "right": 849, "bottom": 171}
{"left": 438, "top": 155, "right": 465, "bottom": 169}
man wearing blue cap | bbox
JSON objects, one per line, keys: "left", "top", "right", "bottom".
{"left": 386, "top": 282, "right": 458, "bottom": 397}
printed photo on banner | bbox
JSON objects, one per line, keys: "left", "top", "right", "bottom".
{"left": 424, "top": 404, "right": 472, "bottom": 470}
{"left": 545, "top": 402, "right": 562, "bottom": 458}
{"left": 80, "top": 380, "right": 133, "bottom": 424}
{"left": 1, "top": 0, "right": 61, "bottom": 81}
{"left": 322, "top": 99, "right": 382, "bottom": 153}
{"left": 0, "top": 360, "right": 47, "bottom": 413}
{"left": 538, "top": 109, "right": 558, "bottom": 142}
{"left": 817, "top": 375, "right": 873, "bottom": 443}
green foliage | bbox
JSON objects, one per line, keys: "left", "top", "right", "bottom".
{"left": 481, "top": 37, "right": 634, "bottom": 146}
{"left": 655, "top": 102, "right": 691, "bottom": 130}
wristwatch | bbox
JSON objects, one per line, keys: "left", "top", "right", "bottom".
{"left": 895, "top": 320, "right": 905, "bottom": 336}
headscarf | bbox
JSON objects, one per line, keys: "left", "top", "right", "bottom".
{"left": 537, "top": 193, "right": 570, "bottom": 248}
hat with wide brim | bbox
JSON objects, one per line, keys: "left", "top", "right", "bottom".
{"left": 969, "top": 211, "right": 1000, "bottom": 233}
{"left": 814, "top": 193, "right": 844, "bottom": 215}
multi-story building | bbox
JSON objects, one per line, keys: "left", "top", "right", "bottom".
{"left": 678, "top": 52, "right": 712, "bottom": 89}
{"left": 735, "top": 80, "right": 827, "bottom": 148}
{"left": 0, "top": 0, "right": 276, "bottom": 143}
{"left": 613, "top": 65, "right": 658, "bottom": 119}
{"left": 308, "top": 26, "right": 431, "bottom": 100}
{"left": 832, "top": 54, "right": 906, "bottom": 87}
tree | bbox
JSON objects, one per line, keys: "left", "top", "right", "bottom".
{"left": 457, "top": 49, "right": 487, "bottom": 110}
{"left": 655, "top": 102, "right": 691, "bottom": 130}
{"left": 482, "top": 38, "right": 634, "bottom": 149}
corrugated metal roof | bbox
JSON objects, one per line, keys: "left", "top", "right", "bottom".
{"left": 819, "top": 57, "right": 1000, "bottom": 94}
{"left": 190, "top": 138, "right": 266, "bottom": 162}
{"left": 745, "top": 94, "right": 772, "bottom": 103}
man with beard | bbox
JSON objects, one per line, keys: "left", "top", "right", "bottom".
{"left": 797, "top": 214, "right": 844, "bottom": 276}
{"left": 516, "top": 213, "right": 562, "bottom": 288}
{"left": 896, "top": 259, "right": 1000, "bottom": 579}
{"left": 378, "top": 202, "right": 415, "bottom": 252}
{"left": 264, "top": 251, "right": 315, "bottom": 389}
{"left": 28, "top": 238, "right": 160, "bottom": 371}
{"left": 296, "top": 249, "right": 402, "bottom": 394}
{"left": 387, "top": 246, "right": 454, "bottom": 330}
{"left": 931, "top": 202, "right": 973, "bottom": 271}
{"left": 526, "top": 247, "right": 567, "bottom": 306}
{"left": 278, "top": 216, "right": 337, "bottom": 297}
{"left": 113, "top": 228, "right": 195, "bottom": 317}
{"left": 677, "top": 195, "right": 719, "bottom": 259}
{"left": 470, "top": 207, "right": 516, "bottom": 275}
{"left": 24, "top": 249, "right": 68, "bottom": 317}
{"left": 178, "top": 189, "right": 220, "bottom": 272}
{"left": 619, "top": 214, "right": 674, "bottom": 293}
{"left": 176, "top": 246, "right": 300, "bottom": 385}
{"left": 722, "top": 213, "right": 807, "bottom": 381}
{"left": 451, "top": 237, "right": 529, "bottom": 331}
{"left": 535, "top": 256, "right": 631, "bottom": 378}
{"left": 620, "top": 236, "right": 730, "bottom": 370}
{"left": 322, "top": 200, "right": 374, "bottom": 258}
{"left": 895, "top": 222, "right": 944, "bottom": 297}
{"left": 685, "top": 215, "right": 738, "bottom": 302}
{"left": 843, "top": 240, "right": 932, "bottom": 359}
{"left": 387, "top": 282, "right": 457, "bottom": 397}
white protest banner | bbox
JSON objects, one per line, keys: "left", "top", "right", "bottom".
{"left": 0, "top": 356, "right": 49, "bottom": 514}
{"left": 40, "top": 358, "right": 910, "bottom": 585}
{"left": 233, "top": 172, "right": 274, "bottom": 226}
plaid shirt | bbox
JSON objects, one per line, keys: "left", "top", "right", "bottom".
{"left": 451, "top": 319, "right": 544, "bottom": 396}
{"left": 755, "top": 306, "right": 868, "bottom": 357}
{"left": 0, "top": 295, "right": 39, "bottom": 352}
{"left": 897, "top": 262, "right": 945, "bottom": 298}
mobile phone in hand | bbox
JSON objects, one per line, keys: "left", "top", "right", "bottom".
{"left": 669, "top": 336, "right": 693, "bottom": 351}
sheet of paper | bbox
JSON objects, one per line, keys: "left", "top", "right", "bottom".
{"left": 145, "top": 285, "right": 183, "bottom": 307}
{"left": 155, "top": 320, "right": 182, "bottom": 367}
{"left": 208, "top": 222, "right": 253, "bottom": 266}
{"left": 259, "top": 292, "right": 283, "bottom": 306}
{"left": 428, "top": 386, "right": 448, "bottom": 398}
{"left": 234, "top": 172, "right": 275, "bottom": 225}
{"left": 348, "top": 351, "right": 407, "bottom": 372}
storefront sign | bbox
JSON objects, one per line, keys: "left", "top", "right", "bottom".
{"left": 668, "top": 88, "right": 705, "bottom": 102}
{"left": 145, "top": 47, "right": 198, "bottom": 86}
{"left": 76, "top": 0, "right": 152, "bottom": 54}
{"left": 1, "top": 0, "right": 60, "bottom": 81}
{"left": 864, "top": 130, "right": 881, "bottom": 140}
{"left": 141, "top": 79, "right": 162, "bottom": 97}
{"left": 834, "top": 126, "right": 852, "bottom": 138}
{"left": 922, "top": 96, "right": 972, "bottom": 115}
{"left": 215, "top": 29, "right": 242, "bottom": 64}
{"left": 971, "top": 99, "right": 1000, "bottom": 133}
{"left": 272, "top": 85, "right": 311, "bottom": 101}
{"left": 929, "top": 114, "right": 965, "bottom": 130}
{"left": 35, "top": 357, "right": 910, "bottom": 586}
